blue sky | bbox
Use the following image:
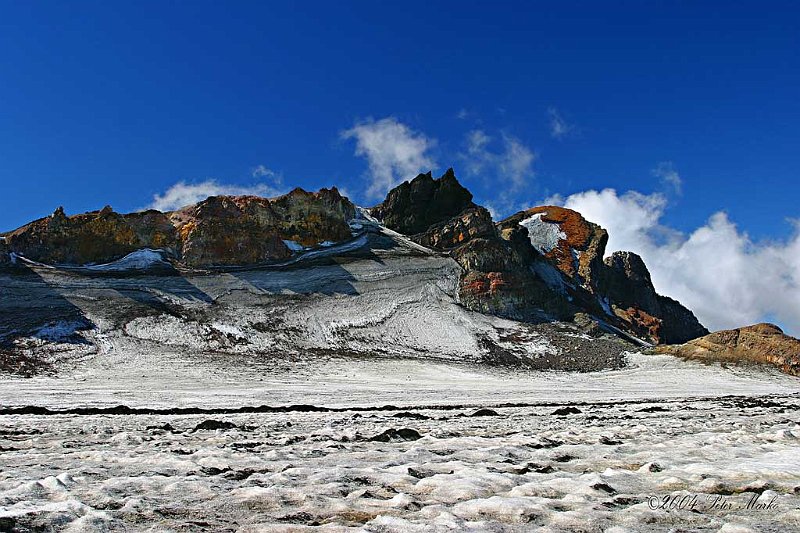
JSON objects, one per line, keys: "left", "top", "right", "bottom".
{"left": 1, "top": 1, "right": 799, "bottom": 332}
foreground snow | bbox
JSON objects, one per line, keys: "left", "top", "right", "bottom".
{"left": 2, "top": 222, "right": 799, "bottom": 531}
{"left": 1, "top": 390, "right": 798, "bottom": 531}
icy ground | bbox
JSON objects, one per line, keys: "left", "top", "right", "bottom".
{"left": 1, "top": 384, "right": 799, "bottom": 532}
{"left": 2, "top": 226, "right": 800, "bottom": 531}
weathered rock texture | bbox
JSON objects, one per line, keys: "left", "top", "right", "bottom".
{"left": 370, "top": 169, "right": 474, "bottom": 236}
{"left": 656, "top": 323, "right": 800, "bottom": 376}
{"left": 375, "top": 170, "right": 707, "bottom": 344}
{"left": 499, "top": 206, "right": 608, "bottom": 293}
{"left": 3, "top": 167, "right": 708, "bottom": 346}
{"left": 601, "top": 251, "right": 708, "bottom": 344}
{"left": 3, "top": 188, "right": 355, "bottom": 268}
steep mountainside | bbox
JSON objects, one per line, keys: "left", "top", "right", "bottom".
{"left": 371, "top": 169, "right": 707, "bottom": 344}
{"left": 2, "top": 168, "right": 709, "bottom": 369}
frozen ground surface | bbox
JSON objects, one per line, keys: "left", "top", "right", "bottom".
{"left": 2, "top": 227, "right": 800, "bottom": 531}
{"left": 1, "top": 353, "right": 799, "bottom": 532}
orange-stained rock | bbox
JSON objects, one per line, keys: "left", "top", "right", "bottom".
{"left": 498, "top": 206, "right": 608, "bottom": 293}
{"left": 656, "top": 323, "right": 800, "bottom": 376}
{"left": 613, "top": 306, "right": 663, "bottom": 345}
{"left": 413, "top": 206, "right": 497, "bottom": 250}
{"left": 4, "top": 187, "right": 356, "bottom": 267}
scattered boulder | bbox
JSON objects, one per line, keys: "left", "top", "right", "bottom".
{"left": 552, "top": 406, "right": 582, "bottom": 416}
{"left": 192, "top": 420, "right": 238, "bottom": 432}
{"left": 368, "top": 428, "right": 423, "bottom": 442}
{"left": 656, "top": 323, "right": 800, "bottom": 376}
{"left": 469, "top": 408, "right": 500, "bottom": 417}
{"left": 392, "top": 412, "right": 431, "bottom": 420}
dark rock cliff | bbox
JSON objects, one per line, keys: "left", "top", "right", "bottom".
{"left": 374, "top": 170, "right": 708, "bottom": 345}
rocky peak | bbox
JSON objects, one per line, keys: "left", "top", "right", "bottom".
{"left": 498, "top": 206, "right": 609, "bottom": 293}
{"left": 371, "top": 168, "right": 475, "bottom": 235}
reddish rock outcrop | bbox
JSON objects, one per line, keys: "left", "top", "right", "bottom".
{"left": 656, "top": 323, "right": 800, "bottom": 376}
{"left": 3, "top": 206, "right": 177, "bottom": 265}
{"left": 4, "top": 187, "right": 356, "bottom": 268}
{"left": 498, "top": 206, "right": 608, "bottom": 293}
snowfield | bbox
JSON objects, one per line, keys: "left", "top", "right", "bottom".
{"left": 1, "top": 225, "right": 799, "bottom": 531}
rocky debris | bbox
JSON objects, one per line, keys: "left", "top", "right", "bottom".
{"left": 499, "top": 206, "right": 608, "bottom": 293}
{"left": 3, "top": 188, "right": 356, "bottom": 267}
{"left": 0, "top": 237, "right": 10, "bottom": 265}
{"left": 370, "top": 168, "right": 475, "bottom": 235}
{"left": 601, "top": 251, "right": 708, "bottom": 344}
{"left": 656, "top": 323, "right": 800, "bottom": 376}
{"left": 0, "top": 348, "right": 54, "bottom": 377}
{"left": 192, "top": 420, "right": 239, "bottom": 432}
{"left": 552, "top": 406, "right": 582, "bottom": 416}
{"left": 368, "top": 428, "right": 423, "bottom": 442}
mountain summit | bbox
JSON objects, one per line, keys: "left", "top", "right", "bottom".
{"left": 1, "top": 169, "right": 708, "bottom": 351}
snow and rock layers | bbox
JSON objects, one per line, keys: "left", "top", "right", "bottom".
{"left": 2, "top": 168, "right": 794, "bottom": 375}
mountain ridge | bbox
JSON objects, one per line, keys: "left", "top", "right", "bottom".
{"left": 1, "top": 169, "right": 706, "bottom": 347}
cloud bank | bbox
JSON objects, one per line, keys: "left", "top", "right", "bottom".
{"left": 148, "top": 167, "right": 285, "bottom": 211}
{"left": 341, "top": 117, "right": 436, "bottom": 200}
{"left": 550, "top": 188, "right": 800, "bottom": 335}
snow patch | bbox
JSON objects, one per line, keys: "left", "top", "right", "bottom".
{"left": 84, "top": 249, "right": 169, "bottom": 271}
{"left": 281, "top": 239, "right": 306, "bottom": 252}
{"left": 520, "top": 212, "right": 566, "bottom": 254}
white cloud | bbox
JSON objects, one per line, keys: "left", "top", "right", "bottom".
{"left": 251, "top": 164, "right": 278, "bottom": 179}
{"left": 462, "top": 130, "right": 536, "bottom": 217}
{"left": 147, "top": 175, "right": 285, "bottom": 212}
{"left": 548, "top": 107, "right": 574, "bottom": 139}
{"left": 652, "top": 161, "right": 682, "bottom": 194}
{"left": 341, "top": 117, "right": 436, "bottom": 200}
{"left": 463, "top": 130, "right": 535, "bottom": 189}
{"left": 554, "top": 188, "right": 800, "bottom": 335}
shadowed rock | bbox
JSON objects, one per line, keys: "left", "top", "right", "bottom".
{"left": 370, "top": 168, "right": 474, "bottom": 236}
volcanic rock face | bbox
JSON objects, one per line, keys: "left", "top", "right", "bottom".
{"left": 601, "top": 251, "right": 708, "bottom": 344}
{"left": 3, "top": 206, "right": 178, "bottom": 265}
{"left": 656, "top": 323, "right": 800, "bottom": 376}
{"left": 375, "top": 171, "right": 707, "bottom": 344}
{"left": 3, "top": 188, "right": 355, "bottom": 267}
{"left": 413, "top": 206, "right": 497, "bottom": 250}
{"left": 370, "top": 169, "right": 475, "bottom": 236}
{"left": 499, "top": 206, "right": 608, "bottom": 293}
